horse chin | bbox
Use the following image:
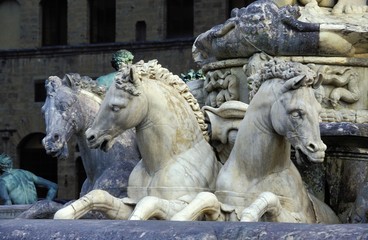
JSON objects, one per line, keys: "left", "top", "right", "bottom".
{"left": 46, "top": 145, "right": 69, "bottom": 160}
{"left": 98, "top": 137, "right": 116, "bottom": 152}
{"left": 295, "top": 147, "right": 325, "bottom": 166}
{"left": 295, "top": 148, "right": 312, "bottom": 166}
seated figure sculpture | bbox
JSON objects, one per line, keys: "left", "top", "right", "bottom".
{"left": 96, "top": 49, "right": 134, "bottom": 90}
{"left": 0, "top": 154, "right": 58, "bottom": 205}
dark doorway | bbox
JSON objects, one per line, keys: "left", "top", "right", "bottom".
{"left": 18, "top": 133, "right": 58, "bottom": 199}
{"left": 76, "top": 156, "right": 87, "bottom": 197}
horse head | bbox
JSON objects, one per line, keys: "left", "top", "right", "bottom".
{"left": 42, "top": 74, "right": 86, "bottom": 159}
{"left": 86, "top": 66, "right": 148, "bottom": 152}
{"left": 270, "top": 71, "right": 326, "bottom": 165}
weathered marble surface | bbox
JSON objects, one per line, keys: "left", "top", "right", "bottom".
{"left": 54, "top": 60, "right": 220, "bottom": 220}
{"left": 319, "top": 122, "right": 368, "bottom": 222}
{"left": 0, "top": 205, "right": 30, "bottom": 219}
{"left": 42, "top": 74, "right": 140, "bottom": 198}
{"left": 193, "top": 1, "right": 368, "bottom": 67}
{"left": 0, "top": 220, "right": 367, "bottom": 240}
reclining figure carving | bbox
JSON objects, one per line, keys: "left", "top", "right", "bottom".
{"left": 193, "top": 0, "right": 368, "bottom": 66}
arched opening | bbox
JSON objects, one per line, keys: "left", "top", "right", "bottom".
{"left": 135, "top": 21, "right": 146, "bottom": 42}
{"left": 89, "top": 0, "right": 116, "bottom": 43}
{"left": 40, "top": 0, "right": 67, "bottom": 46}
{"left": 0, "top": 0, "right": 20, "bottom": 49}
{"left": 18, "top": 133, "right": 58, "bottom": 199}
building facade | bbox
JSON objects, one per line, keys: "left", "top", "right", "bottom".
{"left": 0, "top": 0, "right": 252, "bottom": 200}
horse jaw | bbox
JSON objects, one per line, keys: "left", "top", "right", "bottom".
{"left": 85, "top": 128, "right": 117, "bottom": 152}
{"left": 42, "top": 137, "right": 69, "bottom": 160}
{"left": 294, "top": 145, "right": 326, "bottom": 166}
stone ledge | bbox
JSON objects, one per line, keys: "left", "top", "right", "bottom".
{"left": 0, "top": 220, "right": 367, "bottom": 240}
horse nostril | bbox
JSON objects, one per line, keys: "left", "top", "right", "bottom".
{"left": 53, "top": 134, "right": 60, "bottom": 141}
{"left": 87, "top": 135, "right": 95, "bottom": 142}
{"left": 307, "top": 142, "right": 317, "bottom": 152}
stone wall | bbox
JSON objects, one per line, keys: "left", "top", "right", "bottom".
{"left": 0, "top": 0, "right": 232, "bottom": 200}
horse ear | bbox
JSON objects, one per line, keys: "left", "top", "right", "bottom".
{"left": 62, "top": 74, "right": 74, "bottom": 88}
{"left": 129, "top": 66, "right": 140, "bottom": 85}
{"left": 45, "top": 76, "right": 63, "bottom": 94}
{"left": 281, "top": 75, "right": 306, "bottom": 93}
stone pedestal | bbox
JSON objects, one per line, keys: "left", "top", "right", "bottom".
{"left": 320, "top": 122, "right": 368, "bottom": 222}
{"left": 0, "top": 205, "right": 30, "bottom": 219}
{"left": 0, "top": 220, "right": 367, "bottom": 239}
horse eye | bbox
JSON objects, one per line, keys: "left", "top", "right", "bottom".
{"left": 290, "top": 110, "right": 302, "bottom": 119}
{"left": 111, "top": 105, "right": 122, "bottom": 112}
{"left": 58, "top": 102, "right": 69, "bottom": 112}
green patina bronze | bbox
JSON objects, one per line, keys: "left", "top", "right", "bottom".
{"left": 97, "top": 49, "right": 134, "bottom": 89}
{"left": 0, "top": 154, "right": 58, "bottom": 205}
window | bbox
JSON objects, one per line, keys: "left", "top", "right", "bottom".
{"left": 228, "top": 0, "right": 254, "bottom": 17}
{"left": 136, "top": 21, "right": 146, "bottom": 42}
{"left": 34, "top": 80, "right": 47, "bottom": 102}
{"left": 41, "top": 0, "right": 67, "bottom": 46}
{"left": 89, "top": 0, "right": 116, "bottom": 43}
{"left": 0, "top": 0, "right": 20, "bottom": 49}
{"left": 166, "top": 0, "right": 193, "bottom": 39}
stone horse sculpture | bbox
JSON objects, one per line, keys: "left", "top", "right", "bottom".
{"left": 171, "top": 59, "right": 340, "bottom": 223}
{"left": 42, "top": 74, "right": 140, "bottom": 198}
{"left": 54, "top": 60, "right": 220, "bottom": 220}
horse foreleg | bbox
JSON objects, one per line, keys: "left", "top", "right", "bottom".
{"left": 129, "top": 196, "right": 187, "bottom": 220}
{"left": 241, "top": 192, "right": 282, "bottom": 222}
{"left": 54, "top": 189, "right": 133, "bottom": 220}
{"left": 171, "top": 192, "right": 222, "bottom": 221}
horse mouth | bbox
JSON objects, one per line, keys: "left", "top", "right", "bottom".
{"left": 100, "top": 139, "right": 110, "bottom": 152}
{"left": 295, "top": 147, "right": 324, "bottom": 166}
{"left": 88, "top": 136, "right": 114, "bottom": 152}
{"left": 45, "top": 146, "right": 68, "bottom": 160}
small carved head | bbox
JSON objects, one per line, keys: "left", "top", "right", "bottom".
{"left": 111, "top": 49, "right": 134, "bottom": 71}
{"left": 0, "top": 154, "right": 12, "bottom": 173}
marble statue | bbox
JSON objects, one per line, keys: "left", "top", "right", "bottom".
{"left": 0, "top": 154, "right": 58, "bottom": 205}
{"left": 192, "top": 0, "right": 368, "bottom": 66}
{"left": 171, "top": 59, "right": 339, "bottom": 223}
{"left": 202, "top": 101, "right": 248, "bottom": 164}
{"left": 49, "top": 0, "right": 368, "bottom": 223}
{"left": 54, "top": 60, "right": 221, "bottom": 220}
{"left": 42, "top": 73, "right": 140, "bottom": 198}
{"left": 191, "top": 0, "right": 368, "bottom": 223}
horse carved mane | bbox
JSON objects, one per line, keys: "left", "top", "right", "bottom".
{"left": 46, "top": 74, "right": 107, "bottom": 99}
{"left": 247, "top": 58, "right": 317, "bottom": 101}
{"left": 116, "top": 60, "right": 209, "bottom": 141}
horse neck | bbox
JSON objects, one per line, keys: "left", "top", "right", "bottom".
{"left": 135, "top": 82, "right": 203, "bottom": 174}
{"left": 75, "top": 91, "right": 109, "bottom": 178}
{"left": 237, "top": 80, "right": 291, "bottom": 177}
{"left": 77, "top": 89, "right": 102, "bottom": 132}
